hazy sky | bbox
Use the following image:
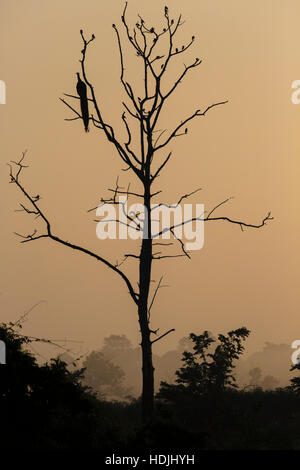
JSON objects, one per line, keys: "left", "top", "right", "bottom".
{"left": 1, "top": 0, "right": 300, "bottom": 361}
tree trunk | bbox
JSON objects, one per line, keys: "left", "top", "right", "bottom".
{"left": 139, "top": 303, "right": 154, "bottom": 422}
{"left": 138, "top": 183, "right": 154, "bottom": 423}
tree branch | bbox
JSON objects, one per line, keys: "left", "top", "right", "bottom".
{"left": 151, "top": 328, "right": 175, "bottom": 344}
{"left": 152, "top": 208, "right": 273, "bottom": 239}
{"left": 8, "top": 154, "right": 139, "bottom": 305}
{"left": 154, "top": 101, "right": 228, "bottom": 151}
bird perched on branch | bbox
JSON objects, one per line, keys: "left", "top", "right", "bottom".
{"left": 76, "top": 72, "right": 89, "bottom": 132}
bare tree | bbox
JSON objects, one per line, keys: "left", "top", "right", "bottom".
{"left": 8, "top": 3, "right": 272, "bottom": 422}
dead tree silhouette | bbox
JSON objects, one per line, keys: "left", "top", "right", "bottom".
{"left": 8, "top": 3, "right": 273, "bottom": 422}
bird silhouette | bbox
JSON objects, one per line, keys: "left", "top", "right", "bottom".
{"left": 76, "top": 72, "right": 89, "bottom": 132}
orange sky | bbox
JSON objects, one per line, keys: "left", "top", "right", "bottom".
{"left": 1, "top": 0, "right": 300, "bottom": 360}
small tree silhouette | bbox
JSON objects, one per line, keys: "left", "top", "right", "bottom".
{"left": 249, "top": 367, "right": 262, "bottom": 386}
{"left": 158, "top": 327, "right": 250, "bottom": 398}
{"left": 248, "top": 367, "right": 279, "bottom": 390}
{"left": 83, "top": 350, "right": 127, "bottom": 399}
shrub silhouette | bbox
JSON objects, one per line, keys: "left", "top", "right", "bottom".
{"left": 0, "top": 322, "right": 118, "bottom": 449}
{"left": 288, "top": 362, "right": 300, "bottom": 394}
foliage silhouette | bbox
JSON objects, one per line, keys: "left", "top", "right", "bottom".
{"left": 3, "top": 321, "right": 300, "bottom": 450}
{"left": 0, "top": 322, "right": 122, "bottom": 449}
